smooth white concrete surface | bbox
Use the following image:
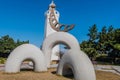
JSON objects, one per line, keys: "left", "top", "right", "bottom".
{"left": 5, "top": 32, "right": 96, "bottom": 80}
{"left": 5, "top": 44, "right": 47, "bottom": 73}
{"left": 44, "top": 1, "right": 60, "bottom": 61}
{"left": 42, "top": 32, "right": 80, "bottom": 68}
{"left": 57, "top": 50, "right": 96, "bottom": 80}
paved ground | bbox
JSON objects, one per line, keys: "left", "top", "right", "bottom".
{"left": 112, "top": 66, "right": 120, "bottom": 74}
{"left": 0, "top": 63, "right": 120, "bottom": 75}
{"left": 0, "top": 64, "right": 4, "bottom": 71}
{"left": 94, "top": 65, "right": 120, "bottom": 75}
{"left": 0, "top": 63, "right": 33, "bottom": 71}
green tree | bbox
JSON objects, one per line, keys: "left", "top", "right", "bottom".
{"left": 15, "top": 39, "right": 29, "bottom": 47}
{"left": 98, "top": 26, "right": 108, "bottom": 54}
{"left": 81, "top": 24, "right": 99, "bottom": 60}
{"left": 114, "top": 29, "right": 120, "bottom": 43}
{"left": 107, "top": 25, "right": 115, "bottom": 42}
{"left": 0, "top": 35, "right": 15, "bottom": 53}
{"left": 80, "top": 24, "right": 120, "bottom": 64}
{"left": 108, "top": 29, "right": 120, "bottom": 64}
{"left": 80, "top": 41, "right": 98, "bottom": 60}
{"left": 0, "top": 35, "right": 29, "bottom": 58}
{"left": 87, "top": 24, "right": 98, "bottom": 43}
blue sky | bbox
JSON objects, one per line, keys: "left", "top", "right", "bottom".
{"left": 0, "top": 0, "right": 120, "bottom": 47}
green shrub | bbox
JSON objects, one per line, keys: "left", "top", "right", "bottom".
{"left": 0, "top": 57, "right": 6, "bottom": 64}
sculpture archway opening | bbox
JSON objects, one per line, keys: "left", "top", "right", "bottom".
{"left": 62, "top": 63, "right": 74, "bottom": 79}
{"left": 20, "top": 59, "right": 35, "bottom": 71}
{"left": 59, "top": 44, "right": 70, "bottom": 59}
{"left": 50, "top": 43, "right": 70, "bottom": 65}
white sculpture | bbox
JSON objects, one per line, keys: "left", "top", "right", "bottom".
{"left": 44, "top": 1, "right": 74, "bottom": 62}
{"left": 5, "top": 32, "right": 96, "bottom": 80}
{"left": 57, "top": 50, "right": 96, "bottom": 80}
{"left": 5, "top": 44, "right": 47, "bottom": 73}
{"left": 42, "top": 32, "right": 80, "bottom": 68}
{"left": 44, "top": 0, "right": 60, "bottom": 62}
{"left": 42, "top": 32, "right": 96, "bottom": 80}
{"left": 4, "top": 1, "right": 96, "bottom": 79}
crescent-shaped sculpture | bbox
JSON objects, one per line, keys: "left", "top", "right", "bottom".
{"left": 42, "top": 32, "right": 80, "bottom": 68}
{"left": 42, "top": 32, "right": 96, "bottom": 80}
{"left": 57, "top": 50, "right": 96, "bottom": 80}
{"left": 5, "top": 44, "right": 47, "bottom": 73}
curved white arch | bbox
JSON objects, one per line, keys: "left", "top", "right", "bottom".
{"left": 5, "top": 44, "right": 47, "bottom": 73}
{"left": 42, "top": 32, "right": 80, "bottom": 68}
{"left": 57, "top": 50, "right": 96, "bottom": 80}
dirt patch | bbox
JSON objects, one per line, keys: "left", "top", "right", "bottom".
{"left": 96, "top": 70, "right": 120, "bottom": 80}
{"left": 0, "top": 68, "right": 120, "bottom": 80}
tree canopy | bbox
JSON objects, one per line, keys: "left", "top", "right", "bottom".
{"left": 0, "top": 35, "right": 29, "bottom": 57}
{"left": 80, "top": 24, "right": 120, "bottom": 64}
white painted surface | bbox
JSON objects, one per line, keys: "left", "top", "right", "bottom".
{"left": 5, "top": 44, "right": 47, "bottom": 73}
{"left": 42, "top": 32, "right": 80, "bottom": 68}
{"left": 57, "top": 50, "right": 96, "bottom": 80}
{"left": 44, "top": 1, "right": 60, "bottom": 61}
{"left": 42, "top": 32, "right": 96, "bottom": 80}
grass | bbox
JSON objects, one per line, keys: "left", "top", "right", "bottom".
{"left": 0, "top": 68, "right": 120, "bottom": 80}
